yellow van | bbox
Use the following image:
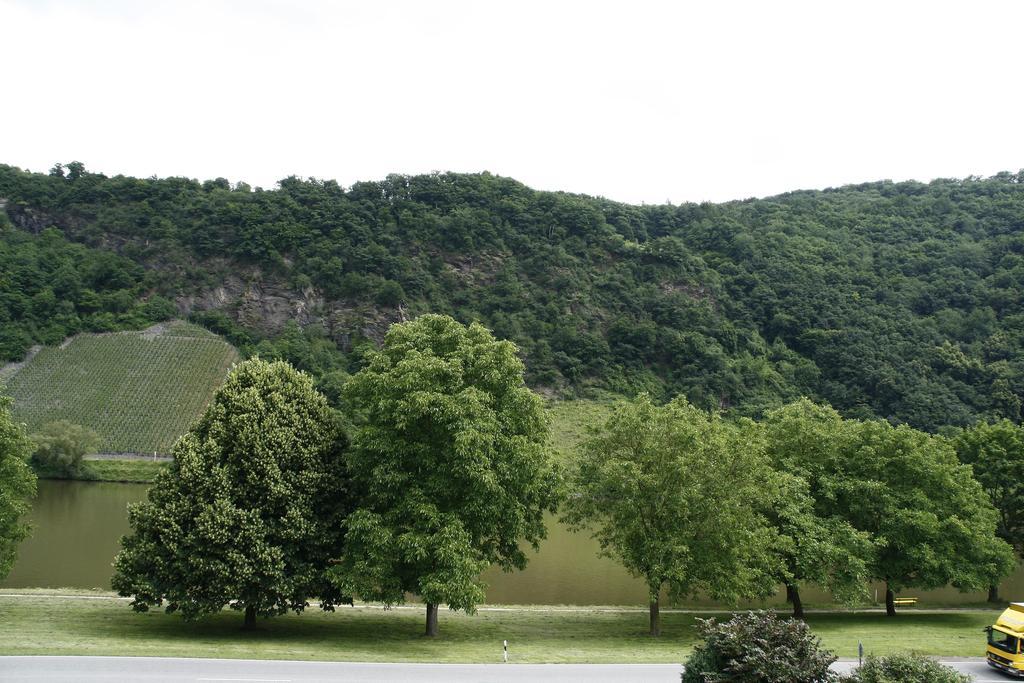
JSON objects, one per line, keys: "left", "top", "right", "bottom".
{"left": 988, "top": 603, "right": 1024, "bottom": 677}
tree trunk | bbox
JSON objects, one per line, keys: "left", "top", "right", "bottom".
{"left": 243, "top": 604, "right": 256, "bottom": 630}
{"left": 425, "top": 603, "right": 439, "bottom": 637}
{"left": 989, "top": 584, "right": 1001, "bottom": 604}
{"left": 788, "top": 583, "right": 804, "bottom": 619}
{"left": 649, "top": 597, "right": 661, "bottom": 637}
{"left": 785, "top": 583, "right": 797, "bottom": 604}
{"left": 885, "top": 585, "right": 896, "bottom": 617}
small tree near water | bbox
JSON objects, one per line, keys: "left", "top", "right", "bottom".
{"left": 112, "top": 358, "right": 351, "bottom": 628}
{"left": 31, "top": 420, "right": 100, "bottom": 477}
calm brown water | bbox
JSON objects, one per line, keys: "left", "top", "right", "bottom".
{"left": 5, "top": 480, "right": 1022, "bottom": 606}
{"left": 3, "top": 480, "right": 143, "bottom": 589}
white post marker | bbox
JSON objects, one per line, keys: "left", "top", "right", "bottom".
{"left": 503, "top": 639, "right": 508, "bottom": 663}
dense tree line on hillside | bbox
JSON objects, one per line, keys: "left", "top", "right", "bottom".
{"left": 2, "top": 163, "right": 1023, "bottom": 430}
{"left": 0, "top": 217, "right": 175, "bottom": 361}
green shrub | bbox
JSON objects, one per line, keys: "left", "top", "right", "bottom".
{"left": 31, "top": 421, "right": 101, "bottom": 476}
{"left": 850, "top": 653, "right": 970, "bottom": 683}
{"left": 682, "top": 611, "right": 841, "bottom": 683}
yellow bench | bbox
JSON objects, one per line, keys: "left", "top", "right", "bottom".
{"left": 892, "top": 597, "right": 918, "bottom": 606}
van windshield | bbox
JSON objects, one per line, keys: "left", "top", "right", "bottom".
{"left": 990, "top": 629, "right": 1021, "bottom": 654}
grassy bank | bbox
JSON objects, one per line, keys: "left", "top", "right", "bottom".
{"left": 546, "top": 399, "right": 616, "bottom": 462}
{"left": 0, "top": 590, "right": 997, "bottom": 662}
{"left": 33, "top": 459, "right": 169, "bottom": 484}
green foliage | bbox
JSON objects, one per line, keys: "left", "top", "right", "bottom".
{"left": 0, "top": 222, "right": 165, "bottom": 362}
{"left": 0, "top": 395, "right": 37, "bottom": 579}
{"left": 849, "top": 653, "right": 970, "bottom": 683}
{"left": 4, "top": 163, "right": 1024, "bottom": 429}
{"left": 30, "top": 420, "right": 100, "bottom": 476}
{"left": 952, "top": 419, "right": 1024, "bottom": 553}
{"left": 767, "top": 475, "right": 873, "bottom": 614}
{"left": 763, "top": 400, "right": 874, "bottom": 611}
{"left": 758, "top": 398, "right": 1016, "bottom": 608}
{"left": 314, "top": 369, "right": 351, "bottom": 410}
{"left": 681, "top": 611, "right": 840, "bottom": 683}
{"left": 565, "top": 394, "right": 783, "bottom": 635}
{"left": 111, "top": 358, "right": 352, "bottom": 624}
{"left": 3, "top": 325, "right": 238, "bottom": 453}
{"left": 333, "top": 315, "right": 559, "bottom": 633}
{"left": 829, "top": 417, "right": 1016, "bottom": 604}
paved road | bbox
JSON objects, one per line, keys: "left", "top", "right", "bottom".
{"left": 3, "top": 658, "right": 676, "bottom": 682}
{"left": 0, "top": 656, "right": 1014, "bottom": 682}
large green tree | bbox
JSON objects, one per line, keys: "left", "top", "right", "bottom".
{"left": 564, "top": 394, "right": 783, "bottom": 636}
{"left": 332, "top": 314, "right": 559, "bottom": 636}
{"left": 832, "top": 419, "right": 1015, "bottom": 615}
{"left": 112, "top": 358, "right": 351, "bottom": 627}
{"left": 0, "top": 395, "right": 37, "bottom": 579}
{"left": 763, "top": 399, "right": 873, "bottom": 617}
{"left": 952, "top": 419, "right": 1024, "bottom": 602}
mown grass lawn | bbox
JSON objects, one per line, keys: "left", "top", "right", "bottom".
{"left": 0, "top": 590, "right": 997, "bottom": 662}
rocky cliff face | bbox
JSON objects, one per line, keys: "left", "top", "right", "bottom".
{"left": 5, "top": 202, "right": 67, "bottom": 234}
{"left": 4, "top": 201, "right": 397, "bottom": 350}
{"left": 176, "top": 274, "right": 402, "bottom": 350}
{"left": 177, "top": 275, "right": 324, "bottom": 333}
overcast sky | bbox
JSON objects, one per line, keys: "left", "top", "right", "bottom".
{"left": 2, "top": 0, "right": 1022, "bottom": 205}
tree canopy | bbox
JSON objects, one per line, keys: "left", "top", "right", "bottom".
{"left": 763, "top": 400, "right": 874, "bottom": 617}
{"left": 0, "top": 395, "right": 37, "bottom": 580}
{"left": 830, "top": 418, "right": 1015, "bottom": 615}
{"left": 953, "top": 419, "right": 1024, "bottom": 554}
{"left": 111, "top": 358, "right": 351, "bottom": 627}
{"left": 564, "top": 394, "right": 782, "bottom": 636}
{"left": 332, "top": 314, "right": 559, "bottom": 636}
{"left": 952, "top": 419, "right": 1024, "bottom": 601}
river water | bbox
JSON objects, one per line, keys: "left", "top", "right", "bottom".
{"left": 4, "top": 480, "right": 1022, "bottom": 606}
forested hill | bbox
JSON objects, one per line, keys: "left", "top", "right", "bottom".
{"left": 2, "top": 162, "right": 1023, "bottom": 431}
